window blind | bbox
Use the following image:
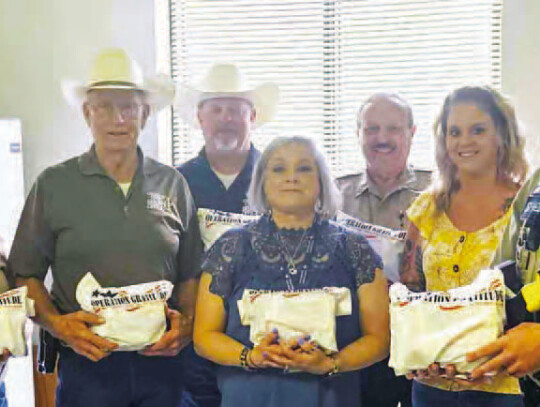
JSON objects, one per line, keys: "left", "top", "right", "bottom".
{"left": 165, "top": 0, "right": 502, "bottom": 176}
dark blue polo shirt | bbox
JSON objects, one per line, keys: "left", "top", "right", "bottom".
{"left": 176, "top": 144, "right": 260, "bottom": 407}
{"left": 177, "top": 144, "right": 260, "bottom": 214}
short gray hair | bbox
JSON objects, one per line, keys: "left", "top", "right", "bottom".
{"left": 356, "top": 92, "right": 414, "bottom": 130}
{"left": 248, "top": 136, "right": 341, "bottom": 218}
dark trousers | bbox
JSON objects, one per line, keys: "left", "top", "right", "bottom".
{"left": 521, "top": 376, "right": 540, "bottom": 407}
{"left": 0, "top": 382, "right": 7, "bottom": 407}
{"left": 360, "top": 357, "right": 412, "bottom": 407}
{"left": 412, "top": 381, "right": 524, "bottom": 407}
{"left": 56, "top": 347, "right": 183, "bottom": 407}
{"left": 178, "top": 344, "right": 221, "bottom": 407}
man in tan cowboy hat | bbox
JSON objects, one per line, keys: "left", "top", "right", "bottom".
{"left": 174, "top": 63, "right": 278, "bottom": 407}
{"left": 176, "top": 63, "right": 279, "bottom": 215}
{"left": 9, "top": 47, "right": 202, "bottom": 406}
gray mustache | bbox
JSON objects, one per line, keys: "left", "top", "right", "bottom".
{"left": 371, "top": 143, "right": 395, "bottom": 149}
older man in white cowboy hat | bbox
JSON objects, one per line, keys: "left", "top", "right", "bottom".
{"left": 176, "top": 63, "right": 279, "bottom": 215}
{"left": 173, "top": 63, "right": 278, "bottom": 407}
{"left": 9, "top": 47, "right": 202, "bottom": 406}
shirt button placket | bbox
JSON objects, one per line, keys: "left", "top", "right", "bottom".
{"left": 113, "top": 184, "right": 127, "bottom": 217}
{"left": 453, "top": 235, "right": 466, "bottom": 274}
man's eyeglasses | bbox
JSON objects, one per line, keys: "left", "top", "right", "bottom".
{"left": 88, "top": 102, "right": 142, "bottom": 120}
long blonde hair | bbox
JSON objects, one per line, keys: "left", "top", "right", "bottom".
{"left": 433, "top": 86, "right": 527, "bottom": 212}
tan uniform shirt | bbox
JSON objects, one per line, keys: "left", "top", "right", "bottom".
{"left": 336, "top": 167, "right": 432, "bottom": 230}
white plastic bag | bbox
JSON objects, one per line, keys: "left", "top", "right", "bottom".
{"left": 335, "top": 211, "right": 406, "bottom": 282}
{"left": 389, "top": 269, "right": 505, "bottom": 376}
{"left": 197, "top": 208, "right": 258, "bottom": 250}
{"left": 76, "top": 273, "right": 173, "bottom": 351}
{"left": 0, "top": 286, "right": 34, "bottom": 357}
{"left": 237, "top": 287, "right": 351, "bottom": 352}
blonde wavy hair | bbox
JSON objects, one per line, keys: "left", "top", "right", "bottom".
{"left": 433, "top": 86, "right": 527, "bottom": 212}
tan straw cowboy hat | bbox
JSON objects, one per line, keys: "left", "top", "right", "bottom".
{"left": 62, "top": 47, "right": 175, "bottom": 111}
{"left": 174, "top": 63, "right": 280, "bottom": 127}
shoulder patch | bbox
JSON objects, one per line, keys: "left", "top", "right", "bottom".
{"left": 335, "top": 173, "right": 363, "bottom": 192}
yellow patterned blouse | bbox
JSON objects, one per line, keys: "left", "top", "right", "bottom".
{"left": 406, "top": 191, "right": 520, "bottom": 394}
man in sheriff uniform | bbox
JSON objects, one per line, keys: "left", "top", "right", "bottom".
{"left": 336, "top": 92, "right": 431, "bottom": 231}
{"left": 336, "top": 92, "right": 431, "bottom": 407}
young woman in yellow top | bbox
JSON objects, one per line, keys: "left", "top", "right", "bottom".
{"left": 400, "top": 86, "right": 528, "bottom": 407}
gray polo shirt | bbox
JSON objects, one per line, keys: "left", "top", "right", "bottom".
{"left": 336, "top": 167, "right": 432, "bottom": 230}
{"left": 9, "top": 145, "right": 202, "bottom": 314}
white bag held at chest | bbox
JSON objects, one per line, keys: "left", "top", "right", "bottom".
{"left": 0, "top": 286, "right": 35, "bottom": 356}
{"left": 237, "top": 287, "right": 352, "bottom": 352}
{"left": 389, "top": 268, "right": 505, "bottom": 376}
{"left": 76, "top": 273, "right": 173, "bottom": 351}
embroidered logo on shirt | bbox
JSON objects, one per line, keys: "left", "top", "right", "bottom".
{"left": 146, "top": 193, "right": 183, "bottom": 228}
{"left": 147, "top": 192, "right": 173, "bottom": 213}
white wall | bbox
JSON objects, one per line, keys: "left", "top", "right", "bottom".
{"left": 0, "top": 0, "right": 158, "bottom": 194}
{"left": 502, "top": 0, "right": 540, "bottom": 168}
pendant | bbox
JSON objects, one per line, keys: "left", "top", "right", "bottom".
{"left": 287, "top": 263, "right": 298, "bottom": 275}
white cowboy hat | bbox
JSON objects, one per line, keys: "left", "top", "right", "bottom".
{"left": 175, "top": 63, "right": 280, "bottom": 127}
{"left": 61, "top": 47, "right": 175, "bottom": 111}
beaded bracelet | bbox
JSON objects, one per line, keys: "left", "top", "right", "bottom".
{"left": 239, "top": 347, "right": 250, "bottom": 370}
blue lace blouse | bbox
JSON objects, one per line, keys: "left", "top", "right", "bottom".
{"left": 201, "top": 215, "right": 383, "bottom": 407}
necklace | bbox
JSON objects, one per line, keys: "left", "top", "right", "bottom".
{"left": 276, "top": 229, "right": 308, "bottom": 275}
